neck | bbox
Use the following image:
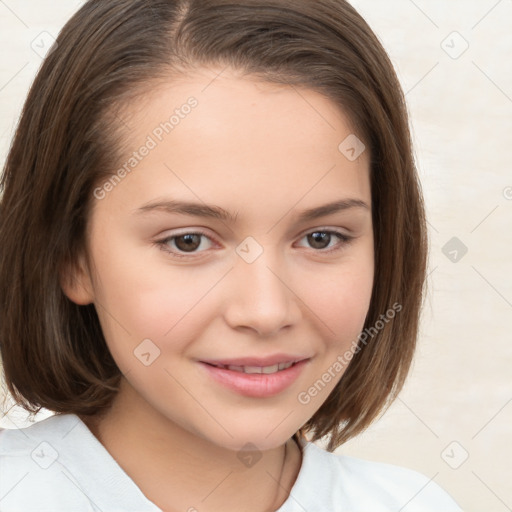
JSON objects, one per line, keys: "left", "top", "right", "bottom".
{"left": 80, "top": 378, "right": 302, "bottom": 512}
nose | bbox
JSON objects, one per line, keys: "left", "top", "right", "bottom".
{"left": 223, "top": 251, "right": 301, "bottom": 337}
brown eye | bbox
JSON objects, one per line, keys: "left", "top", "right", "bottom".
{"left": 298, "top": 230, "right": 352, "bottom": 253}
{"left": 155, "top": 231, "right": 215, "bottom": 259}
{"left": 174, "top": 234, "right": 203, "bottom": 253}
{"left": 307, "top": 232, "right": 332, "bottom": 250}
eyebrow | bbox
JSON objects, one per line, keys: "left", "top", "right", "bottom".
{"left": 133, "top": 198, "right": 370, "bottom": 224}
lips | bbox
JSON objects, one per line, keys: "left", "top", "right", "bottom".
{"left": 198, "top": 354, "right": 311, "bottom": 397}
{"left": 208, "top": 361, "right": 295, "bottom": 374}
{"left": 200, "top": 353, "right": 308, "bottom": 368}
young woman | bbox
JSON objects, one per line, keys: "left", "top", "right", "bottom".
{"left": 0, "top": 1, "right": 462, "bottom": 510}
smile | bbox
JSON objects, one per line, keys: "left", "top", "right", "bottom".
{"left": 208, "top": 362, "right": 295, "bottom": 374}
{"left": 199, "top": 358, "right": 310, "bottom": 398}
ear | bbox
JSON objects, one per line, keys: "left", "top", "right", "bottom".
{"left": 59, "top": 252, "right": 95, "bottom": 305}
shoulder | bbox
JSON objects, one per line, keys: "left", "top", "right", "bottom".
{"left": 296, "top": 441, "right": 463, "bottom": 511}
{"left": 0, "top": 414, "right": 96, "bottom": 511}
{"left": 0, "top": 413, "right": 74, "bottom": 455}
{"left": 0, "top": 413, "right": 162, "bottom": 512}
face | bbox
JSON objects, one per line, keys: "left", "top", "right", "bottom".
{"left": 63, "top": 67, "right": 374, "bottom": 452}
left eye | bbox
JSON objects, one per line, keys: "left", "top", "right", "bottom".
{"left": 154, "top": 229, "right": 352, "bottom": 259}
{"left": 156, "top": 231, "right": 214, "bottom": 258}
{"left": 297, "top": 230, "right": 352, "bottom": 251}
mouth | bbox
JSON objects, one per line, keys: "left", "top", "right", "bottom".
{"left": 203, "top": 361, "right": 298, "bottom": 374}
{"left": 198, "top": 356, "right": 311, "bottom": 397}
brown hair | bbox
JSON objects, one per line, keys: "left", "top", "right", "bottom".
{"left": 0, "top": 0, "right": 427, "bottom": 451}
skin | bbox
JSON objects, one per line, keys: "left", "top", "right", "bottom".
{"left": 61, "top": 67, "right": 374, "bottom": 512}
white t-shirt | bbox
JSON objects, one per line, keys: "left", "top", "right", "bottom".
{"left": 0, "top": 413, "right": 462, "bottom": 511}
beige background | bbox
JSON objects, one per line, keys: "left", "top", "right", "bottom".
{"left": 1, "top": 1, "right": 511, "bottom": 510}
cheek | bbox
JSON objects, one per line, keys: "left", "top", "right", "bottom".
{"left": 92, "top": 271, "right": 195, "bottom": 351}
{"left": 84, "top": 238, "right": 164, "bottom": 349}
{"left": 306, "top": 252, "right": 374, "bottom": 347}
{"left": 88, "top": 240, "right": 225, "bottom": 371}
{"left": 291, "top": 256, "right": 374, "bottom": 410}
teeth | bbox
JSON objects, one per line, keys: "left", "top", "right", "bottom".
{"left": 260, "top": 365, "right": 279, "bottom": 374}
{"left": 218, "top": 362, "right": 295, "bottom": 374}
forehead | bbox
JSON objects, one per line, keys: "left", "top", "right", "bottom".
{"left": 128, "top": 67, "right": 364, "bottom": 151}
{"left": 94, "top": 67, "right": 371, "bottom": 221}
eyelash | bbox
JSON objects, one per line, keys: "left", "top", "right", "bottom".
{"left": 153, "top": 228, "right": 354, "bottom": 260}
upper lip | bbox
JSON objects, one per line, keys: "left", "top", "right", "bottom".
{"left": 200, "top": 354, "right": 311, "bottom": 367}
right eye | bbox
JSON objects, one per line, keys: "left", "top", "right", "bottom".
{"left": 154, "top": 230, "right": 217, "bottom": 259}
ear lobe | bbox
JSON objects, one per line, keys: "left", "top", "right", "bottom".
{"left": 59, "top": 253, "right": 95, "bottom": 305}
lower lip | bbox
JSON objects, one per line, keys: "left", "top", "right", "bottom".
{"left": 199, "top": 360, "right": 309, "bottom": 398}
